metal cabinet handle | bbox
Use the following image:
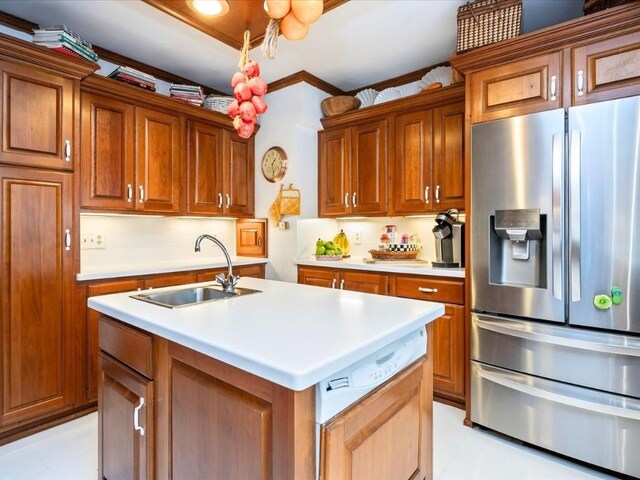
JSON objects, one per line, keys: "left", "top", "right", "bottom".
{"left": 340, "top": 279, "right": 345, "bottom": 290}
{"left": 127, "top": 184, "right": 133, "bottom": 203}
{"left": 138, "top": 185, "right": 144, "bottom": 203}
{"left": 352, "top": 192, "right": 357, "bottom": 208}
{"left": 226, "top": 193, "right": 231, "bottom": 208}
{"left": 218, "top": 193, "right": 223, "bottom": 209}
{"left": 550, "top": 75, "right": 557, "bottom": 101}
{"left": 435, "top": 185, "right": 440, "bottom": 203}
{"left": 133, "top": 397, "right": 145, "bottom": 436}
{"left": 577, "top": 70, "right": 584, "bottom": 97}
{"left": 331, "top": 278, "right": 337, "bottom": 289}
{"left": 418, "top": 287, "right": 438, "bottom": 293}
{"left": 425, "top": 186, "right": 429, "bottom": 204}
{"left": 344, "top": 193, "right": 349, "bottom": 208}
{"left": 64, "top": 229, "right": 71, "bottom": 251}
{"left": 257, "top": 237, "right": 262, "bottom": 247}
{"left": 63, "top": 140, "right": 71, "bottom": 162}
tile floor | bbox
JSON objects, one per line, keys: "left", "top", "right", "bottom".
{"left": 0, "top": 402, "right": 618, "bottom": 480}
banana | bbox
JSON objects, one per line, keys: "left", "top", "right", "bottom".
{"left": 333, "top": 230, "right": 350, "bottom": 255}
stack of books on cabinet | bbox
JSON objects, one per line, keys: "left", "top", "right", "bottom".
{"left": 108, "top": 66, "right": 157, "bottom": 91}
{"left": 169, "top": 84, "right": 204, "bottom": 106}
{"left": 32, "top": 24, "right": 99, "bottom": 62}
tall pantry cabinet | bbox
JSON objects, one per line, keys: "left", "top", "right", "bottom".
{"left": 0, "top": 33, "right": 96, "bottom": 442}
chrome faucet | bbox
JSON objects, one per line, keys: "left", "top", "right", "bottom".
{"left": 194, "top": 234, "right": 239, "bottom": 293}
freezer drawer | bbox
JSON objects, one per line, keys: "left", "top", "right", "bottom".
{"left": 472, "top": 313, "right": 640, "bottom": 398}
{"left": 471, "top": 362, "right": 640, "bottom": 478}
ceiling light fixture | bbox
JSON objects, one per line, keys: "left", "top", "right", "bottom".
{"left": 189, "top": 0, "right": 229, "bottom": 16}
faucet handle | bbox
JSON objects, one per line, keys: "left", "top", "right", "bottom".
{"left": 215, "top": 273, "right": 229, "bottom": 287}
{"left": 229, "top": 274, "right": 240, "bottom": 287}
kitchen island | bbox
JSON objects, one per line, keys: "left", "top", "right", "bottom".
{"left": 89, "top": 277, "right": 444, "bottom": 479}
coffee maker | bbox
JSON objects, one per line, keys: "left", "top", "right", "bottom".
{"left": 432, "top": 209, "right": 464, "bottom": 268}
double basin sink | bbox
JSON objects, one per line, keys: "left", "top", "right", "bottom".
{"left": 131, "top": 285, "right": 260, "bottom": 308}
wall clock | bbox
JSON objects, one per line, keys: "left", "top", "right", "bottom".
{"left": 261, "top": 146, "right": 288, "bottom": 183}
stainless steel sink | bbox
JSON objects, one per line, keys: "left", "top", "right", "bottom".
{"left": 131, "top": 285, "right": 260, "bottom": 308}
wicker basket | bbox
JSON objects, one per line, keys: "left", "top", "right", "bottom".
{"left": 456, "top": 0, "right": 522, "bottom": 53}
{"left": 368, "top": 249, "right": 419, "bottom": 261}
{"left": 203, "top": 95, "right": 234, "bottom": 113}
{"left": 320, "top": 96, "right": 361, "bottom": 117}
{"left": 583, "top": 0, "right": 635, "bottom": 14}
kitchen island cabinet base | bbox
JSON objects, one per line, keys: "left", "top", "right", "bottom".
{"left": 99, "top": 315, "right": 434, "bottom": 479}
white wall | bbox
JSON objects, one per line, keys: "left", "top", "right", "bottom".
{"left": 254, "top": 83, "right": 331, "bottom": 282}
{"left": 80, "top": 215, "right": 236, "bottom": 271}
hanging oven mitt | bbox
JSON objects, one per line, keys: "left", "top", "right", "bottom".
{"left": 279, "top": 184, "right": 301, "bottom": 217}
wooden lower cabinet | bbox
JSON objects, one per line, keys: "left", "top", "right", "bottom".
{"left": 298, "top": 266, "right": 389, "bottom": 295}
{"left": 98, "top": 315, "right": 433, "bottom": 480}
{"left": 321, "top": 356, "right": 432, "bottom": 480}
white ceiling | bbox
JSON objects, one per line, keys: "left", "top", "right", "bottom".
{"left": 0, "top": 0, "right": 584, "bottom": 93}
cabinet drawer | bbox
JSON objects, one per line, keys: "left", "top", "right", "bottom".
{"left": 394, "top": 275, "right": 464, "bottom": 304}
{"left": 99, "top": 316, "right": 153, "bottom": 378}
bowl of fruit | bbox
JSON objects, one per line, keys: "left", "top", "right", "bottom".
{"left": 314, "top": 238, "right": 344, "bottom": 261}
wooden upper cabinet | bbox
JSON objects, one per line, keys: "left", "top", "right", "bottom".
{"left": 433, "top": 102, "right": 464, "bottom": 211}
{"left": 186, "top": 120, "right": 224, "bottom": 215}
{"left": 0, "top": 61, "right": 75, "bottom": 170}
{"left": 135, "top": 107, "right": 182, "bottom": 213}
{"left": 80, "top": 93, "right": 135, "bottom": 210}
{"left": 572, "top": 31, "right": 640, "bottom": 105}
{"left": 469, "top": 52, "right": 563, "bottom": 123}
{"left": 0, "top": 167, "right": 75, "bottom": 428}
{"left": 319, "top": 128, "right": 350, "bottom": 217}
{"left": 391, "top": 110, "right": 433, "bottom": 214}
{"left": 225, "top": 131, "right": 255, "bottom": 218}
{"left": 351, "top": 120, "right": 388, "bottom": 215}
{"left": 236, "top": 219, "right": 267, "bottom": 257}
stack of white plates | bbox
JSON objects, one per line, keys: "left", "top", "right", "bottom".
{"left": 355, "top": 88, "right": 378, "bottom": 108}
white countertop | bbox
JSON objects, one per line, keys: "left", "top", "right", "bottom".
{"left": 295, "top": 257, "right": 465, "bottom": 278}
{"left": 88, "top": 277, "right": 444, "bottom": 391}
{"left": 77, "top": 257, "right": 269, "bottom": 281}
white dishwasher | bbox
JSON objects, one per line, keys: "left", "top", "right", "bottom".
{"left": 314, "top": 326, "right": 427, "bottom": 477}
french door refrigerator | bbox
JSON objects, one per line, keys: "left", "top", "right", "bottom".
{"left": 470, "top": 95, "right": 640, "bottom": 478}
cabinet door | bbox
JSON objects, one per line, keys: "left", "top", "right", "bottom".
{"left": 341, "top": 270, "right": 388, "bottom": 295}
{"left": 86, "top": 279, "right": 142, "bottom": 402}
{"left": 80, "top": 92, "right": 135, "bottom": 210}
{"left": 298, "top": 266, "right": 337, "bottom": 289}
{"left": 236, "top": 219, "right": 267, "bottom": 257}
{"left": 391, "top": 110, "right": 433, "bottom": 214}
{"left": 320, "top": 357, "right": 431, "bottom": 480}
{"left": 224, "top": 131, "right": 255, "bottom": 218}
{"left": 470, "top": 52, "right": 562, "bottom": 123}
{"left": 234, "top": 263, "right": 265, "bottom": 278}
{"left": 185, "top": 120, "right": 224, "bottom": 215}
{"left": 318, "top": 128, "right": 350, "bottom": 217}
{"left": 572, "top": 31, "right": 640, "bottom": 106}
{"left": 99, "top": 354, "right": 153, "bottom": 480}
{"left": 433, "top": 102, "right": 464, "bottom": 211}
{"left": 135, "top": 107, "right": 182, "bottom": 213}
{"left": 432, "top": 304, "right": 465, "bottom": 400}
{"left": 0, "top": 61, "right": 75, "bottom": 170}
{"left": 0, "top": 167, "right": 75, "bottom": 427}
{"left": 351, "top": 120, "right": 388, "bottom": 215}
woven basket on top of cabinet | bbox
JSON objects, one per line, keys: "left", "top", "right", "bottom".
{"left": 456, "top": 0, "right": 522, "bottom": 53}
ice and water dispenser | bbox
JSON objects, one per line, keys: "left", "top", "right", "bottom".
{"left": 489, "top": 209, "right": 546, "bottom": 287}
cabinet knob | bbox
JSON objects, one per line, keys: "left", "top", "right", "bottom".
{"left": 127, "top": 184, "right": 133, "bottom": 202}
{"left": 133, "top": 397, "right": 145, "bottom": 437}
{"left": 550, "top": 75, "right": 557, "bottom": 101}
{"left": 64, "top": 229, "right": 71, "bottom": 251}
{"left": 218, "top": 193, "right": 223, "bottom": 209}
{"left": 226, "top": 193, "right": 231, "bottom": 208}
{"left": 418, "top": 287, "right": 438, "bottom": 293}
{"left": 352, "top": 192, "right": 357, "bottom": 208}
{"left": 63, "top": 140, "right": 71, "bottom": 162}
{"left": 331, "top": 278, "right": 337, "bottom": 289}
{"left": 577, "top": 70, "right": 584, "bottom": 97}
{"left": 344, "top": 193, "right": 349, "bottom": 209}
{"left": 435, "top": 185, "right": 440, "bottom": 203}
{"left": 425, "top": 186, "right": 430, "bottom": 204}
{"left": 138, "top": 185, "right": 145, "bottom": 203}
{"left": 340, "top": 279, "right": 345, "bottom": 290}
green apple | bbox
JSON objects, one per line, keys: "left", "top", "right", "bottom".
{"left": 315, "top": 245, "right": 326, "bottom": 255}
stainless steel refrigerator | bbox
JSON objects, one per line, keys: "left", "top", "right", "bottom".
{"left": 470, "top": 96, "right": 640, "bottom": 478}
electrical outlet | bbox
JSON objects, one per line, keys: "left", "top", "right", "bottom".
{"left": 81, "top": 233, "right": 105, "bottom": 250}
{"left": 354, "top": 231, "right": 362, "bottom": 245}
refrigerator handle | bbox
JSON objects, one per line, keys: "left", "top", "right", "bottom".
{"left": 569, "top": 129, "right": 582, "bottom": 302}
{"left": 552, "top": 132, "right": 563, "bottom": 301}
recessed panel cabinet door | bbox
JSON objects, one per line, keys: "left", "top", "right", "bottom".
{"left": 351, "top": 120, "right": 387, "bottom": 215}
{"left": 392, "top": 110, "right": 433, "bottom": 214}
{"left": 0, "top": 167, "right": 75, "bottom": 427}
{"left": 186, "top": 121, "right": 224, "bottom": 215}
{"left": 319, "top": 128, "right": 350, "bottom": 216}
{"left": 225, "top": 131, "right": 255, "bottom": 218}
{"left": 432, "top": 304, "right": 465, "bottom": 398}
{"left": 1, "top": 61, "right": 75, "bottom": 170}
{"left": 135, "top": 107, "right": 182, "bottom": 213}
{"left": 433, "top": 103, "right": 464, "bottom": 211}
{"left": 80, "top": 93, "right": 135, "bottom": 209}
